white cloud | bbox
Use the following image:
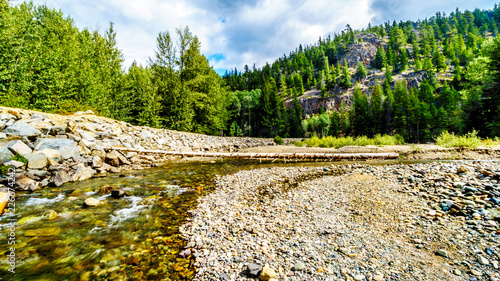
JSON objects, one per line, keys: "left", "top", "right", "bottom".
{"left": 30, "top": 0, "right": 496, "bottom": 74}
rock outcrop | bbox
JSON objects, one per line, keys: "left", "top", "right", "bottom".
{"left": 0, "top": 107, "right": 298, "bottom": 191}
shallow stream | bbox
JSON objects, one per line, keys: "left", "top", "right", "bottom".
{"left": 0, "top": 159, "right": 407, "bottom": 280}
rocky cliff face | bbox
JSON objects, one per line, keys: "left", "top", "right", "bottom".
{"left": 0, "top": 107, "right": 297, "bottom": 191}
{"left": 286, "top": 34, "right": 454, "bottom": 116}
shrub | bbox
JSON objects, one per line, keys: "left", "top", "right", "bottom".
{"left": 298, "top": 134, "right": 402, "bottom": 148}
{"left": 436, "top": 131, "right": 481, "bottom": 148}
{"left": 273, "top": 135, "right": 283, "bottom": 145}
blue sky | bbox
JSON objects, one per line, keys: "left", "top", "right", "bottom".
{"left": 27, "top": 0, "right": 496, "bottom": 75}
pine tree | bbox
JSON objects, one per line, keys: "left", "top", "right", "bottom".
{"left": 398, "top": 48, "right": 409, "bottom": 71}
{"left": 355, "top": 61, "right": 368, "bottom": 81}
{"left": 374, "top": 46, "right": 387, "bottom": 69}
{"left": 339, "top": 59, "right": 352, "bottom": 88}
{"left": 432, "top": 47, "right": 447, "bottom": 72}
{"left": 371, "top": 83, "right": 384, "bottom": 134}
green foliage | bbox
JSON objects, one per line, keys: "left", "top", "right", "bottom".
{"left": 0, "top": 164, "right": 9, "bottom": 175}
{"left": 273, "top": 135, "right": 283, "bottom": 145}
{"left": 355, "top": 61, "right": 368, "bottom": 80}
{"left": 299, "top": 134, "right": 404, "bottom": 148}
{"left": 436, "top": 131, "right": 482, "bottom": 148}
{"left": 339, "top": 59, "right": 352, "bottom": 88}
{"left": 374, "top": 46, "right": 387, "bottom": 69}
{"left": 10, "top": 152, "right": 28, "bottom": 165}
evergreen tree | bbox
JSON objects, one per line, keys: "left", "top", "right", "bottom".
{"left": 355, "top": 61, "right": 368, "bottom": 81}
{"left": 432, "top": 47, "right": 447, "bottom": 72}
{"left": 481, "top": 36, "right": 500, "bottom": 135}
{"left": 339, "top": 59, "right": 352, "bottom": 88}
{"left": 351, "top": 87, "right": 370, "bottom": 136}
{"left": 374, "top": 46, "right": 387, "bottom": 69}
{"left": 371, "top": 83, "right": 384, "bottom": 134}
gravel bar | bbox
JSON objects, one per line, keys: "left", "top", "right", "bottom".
{"left": 180, "top": 161, "right": 500, "bottom": 281}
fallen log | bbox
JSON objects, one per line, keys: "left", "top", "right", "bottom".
{"left": 102, "top": 146, "right": 399, "bottom": 161}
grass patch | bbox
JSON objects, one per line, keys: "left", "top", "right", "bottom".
{"left": 10, "top": 151, "right": 28, "bottom": 165}
{"left": 436, "top": 131, "right": 483, "bottom": 148}
{"left": 295, "top": 134, "right": 404, "bottom": 148}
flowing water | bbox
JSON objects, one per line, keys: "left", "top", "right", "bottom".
{"left": 0, "top": 159, "right": 408, "bottom": 280}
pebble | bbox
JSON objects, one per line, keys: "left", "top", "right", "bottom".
{"left": 478, "top": 255, "right": 489, "bottom": 265}
{"left": 470, "top": 269, "right": 483, "bottom": 276}
{"left": 436, "top": 249, "right": 448, "bottom": 257}
{"left": 292, "top": 261, "right": 305, "bottom": 271}
{"left": 354, "top": 274, "right": 365, "bottom": 280}
{"left": 247, "top": 263, "right": 262, "bottom": 277}
{"left": 259, "top": 265, "right": 277, "bottom": 281}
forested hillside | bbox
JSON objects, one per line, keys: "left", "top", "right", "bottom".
{"left": 0, "top": 1, "right": 228, "bottom": 135}
{"left": 223, "top": 5, "right": 500, "bottom": 142}
{"left": 1, "top": 1, "right": 500, "bottom": 142}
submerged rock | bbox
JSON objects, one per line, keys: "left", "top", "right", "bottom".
{"left": 24, "top": 227, "right": 61, "bottom": 237}
{"left": 83, "top": 198, "right": 101, "bottom": 207}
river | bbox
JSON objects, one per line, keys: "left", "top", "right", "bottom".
{"left": 1, "top": 159, "right": 384, "bottom": 280}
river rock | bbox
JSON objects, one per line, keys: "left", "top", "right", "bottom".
{"left": 71, "top": 164, "right": 96, "bottom": 181}
{"left": 34, "top": 149, "right": 61, "bottom": 165}
{"left": 98, "top": 185, "right": 113, "bottom": 194}
{"left": 292, "top": 261, "right": 306, "bottom": 271}
{"left": 24, "top": 153, "right": 48, "bottom": 169}
{"left": 3, "top": 121, "right": 41, "bottom": 137}
{"left": 106, "top": 150, "right": 129, "bottom": 166}
{"left": 83, "top": 198, "right": 101, "bottom": 207}
{"left": 247, "top": 263, "right": 263, "bottom": 277}
{"left": 478, "top": 255, "right": 489, "bottom": 265}
{"left": 0, "top": 146, "right": 14, "bottom": 162}
{"left": 259, "top": 265, "right": 277, "bottom": 281}
{"left": 457, "top": 165, "right": 472, "bottom": 174}
{"left": 105, "top": 151, "right": 120, "bottom": 166}
{"left": 111, "top": 190, "right": 126, "bottom": 199}
{"left": 59, "top": 145, "right": 81, "bottom": 160}
{"left": 34, "top": 138, "right": 76, "bottom": 151}
{"left": 48, "top": 126, "right": 65, "bottom": 136}
{"left": 92, "top": 156, "right": 103, "bottom": 168}
{"left": 4, "top": 160, "right": 25, "bottom": 168}
{"left": 53, "top": 168, "right": 72, "bottom": 187}
{"left": 43, "top": 210, "right": 58, "bottom": 220}
{"left": 5, "top": 140, "right": 32, "bottom": 155}
{"left": 15, "top": 174, "right": 39, "bottom": 191}
{"left": 436, "top": 249, "right": 448, "bottom": 257}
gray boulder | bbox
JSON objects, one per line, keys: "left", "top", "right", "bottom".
{"left": 5, "top": 140, "right": 32, "bottom": 155}
{"left": 34, "top": 138, "right": 80, "bottom": 160}
{"left": 3, "top": 121, "right": 42, "bottom": 137}
{"left": 0, "top": 147, "right": 13, "bottom": 162}
{"left": 34, "top": 149, "right": 61, "bottom": 165}
{"left": 15, "top": 174, "right": 40, "bottom": 191}
{"left": 34, "top": 138, "right": 76, "bottom": 151}
{"left": 3, "top": 160, "right": 25, "bottom": 168}
{"left": 71, "top": 164, "right": 96, "bottom": 181}
{"left": 24, "top": 153, "right": 48, "bottom": 169}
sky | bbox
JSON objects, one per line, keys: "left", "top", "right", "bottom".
{"left": 26, "top": 0, "right": 496, "bottom": 75}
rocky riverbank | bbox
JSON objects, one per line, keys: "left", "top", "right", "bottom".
{"left": 0, "top": 107, "right": 297, "bottom": 191}
{"left": 180, "top": 161, "right": 500, "bottom": 281}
